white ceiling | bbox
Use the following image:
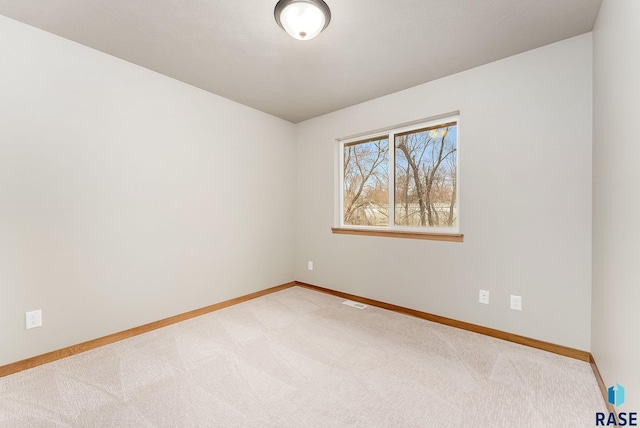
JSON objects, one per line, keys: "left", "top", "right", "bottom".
{"left": 0, "top": 0, "right": 601, "bottom": 123}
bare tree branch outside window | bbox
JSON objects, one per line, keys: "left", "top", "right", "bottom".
{"left": 395, "top": 123, "right": 457, "bottom": 227}
{"left": 343, "top": 137, "right": 389, "bottom": 226}
{"left": 341, "top": 118, "right": 458, "bottom": 230}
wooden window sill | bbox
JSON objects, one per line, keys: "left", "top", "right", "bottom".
{"left": 331, "top": 227, "right": 463, "bottom": 242}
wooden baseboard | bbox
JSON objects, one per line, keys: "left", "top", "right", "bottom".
{"left": 590, "top": 354, "right": 617, "bottom": 416}
{"left": 295, "top": 281, "right": 591, "bottom": 362}
{"left": 0, "top": 282, "right": 296, "bottom": 378}
{"left": 1, "top": 278, "right": 606, "bottom": 411}
{"left": 297, "top": 277, "right": 615, "bottom": 412}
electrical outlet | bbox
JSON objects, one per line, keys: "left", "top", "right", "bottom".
{"left": 25, "top": 310, "right": 42, "bottom": 329}
{"left": 307, "top": 261, "right": 313, "bottom": 271}
{"left": 510, "top": 295, "right": 522, "bottom": 311}
{"left": 479, "top": 290, "right": 489, "bottom": 304}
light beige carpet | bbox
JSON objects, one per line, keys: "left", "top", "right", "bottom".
{"left": 0, "top": 286, "right": 606, "bottom": 427}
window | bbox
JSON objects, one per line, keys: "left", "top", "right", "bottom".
{"left": 336, "top": 115, "right": 461, "bottom": 241}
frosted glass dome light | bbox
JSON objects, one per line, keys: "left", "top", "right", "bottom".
{"left": 274, "top": 0, "right": 331, "bottom": 41}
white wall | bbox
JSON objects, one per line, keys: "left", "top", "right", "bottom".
{"left": 0, "top": 16, "right": 296, "bottom": 366}
{"left": 295, "top": 34, "right": 593, "bottom": 351}
{"left": 592, "top": 0, "right": 640, "bottom": 410}
{"left": 0, "top": 12, "right": 599, "bottom": 369}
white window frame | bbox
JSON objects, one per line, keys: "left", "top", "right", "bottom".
{"left": 336, "top": 114, "right": 460, "bottom": 236}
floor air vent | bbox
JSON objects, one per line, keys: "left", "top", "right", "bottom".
{"left": 342, "top": 300, "right": 368, "bottom": 309}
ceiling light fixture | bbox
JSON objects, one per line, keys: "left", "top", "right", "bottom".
{"left": 274, "top": 0, "right": 331, "bottom": 41}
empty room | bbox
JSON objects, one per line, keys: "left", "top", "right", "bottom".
{"left": 0, "top": 0, "right": 638, "bottom": 426}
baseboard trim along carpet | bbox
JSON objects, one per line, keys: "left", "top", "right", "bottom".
{"left": 0, "top": 282, "right": 297, "bottom": 378}
{"left": 294, "top": 281, "right": 616, "bottom": 411}
{"left": 1, "top": 280, "right": 609, "bottom": 412}
{"left": 294, "top": 281, "right": 591, "bottom": 362}
{"left": 1, "top": 285, "right": 608, "bottom": 426}
{"left": 590, "top": 354, "right": 618, "bottom": 416}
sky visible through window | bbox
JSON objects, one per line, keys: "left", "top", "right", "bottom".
{"left": 343, "top": 122, "right": 457, "bottom": 229}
